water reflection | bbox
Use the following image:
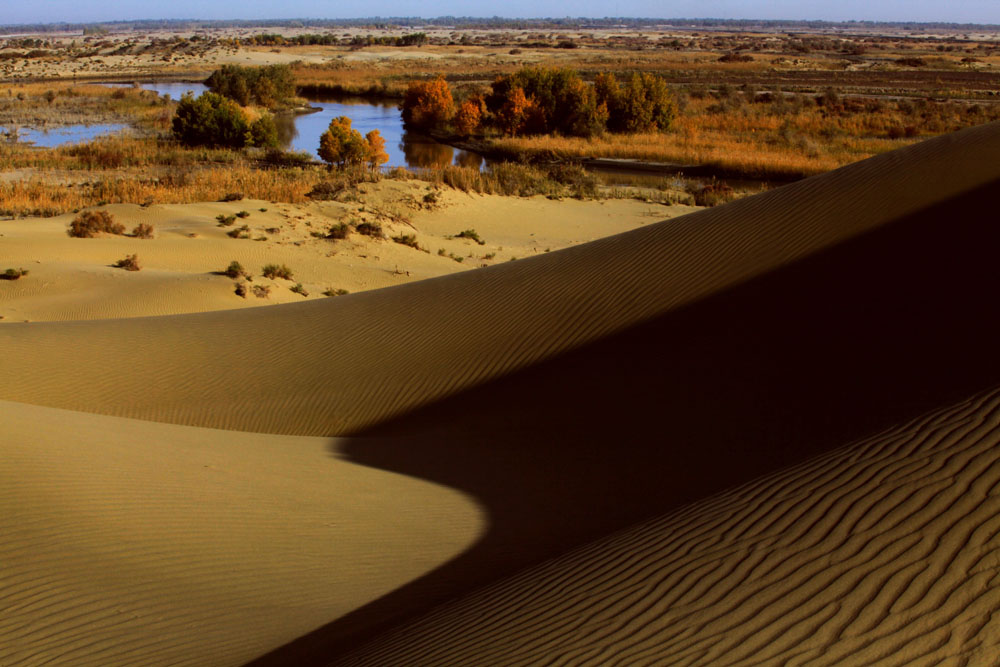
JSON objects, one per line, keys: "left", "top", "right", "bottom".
{"left": 454, "top": 150, "right": 484, "bottom": 170}
{"left": 400, "top": 131, "right": 454, "bottom": 169}
{"left": 1, "top": 123, "right": 130, "bottom": 147}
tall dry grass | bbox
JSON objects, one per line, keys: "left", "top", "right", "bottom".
{"left": 0, "top": 166, "right": 322, "bottom": 217}
{"left": 487, "top": 94, "right": 1000, "bottom": 179}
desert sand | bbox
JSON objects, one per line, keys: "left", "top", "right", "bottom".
{"left": 0, "top": 183, "right": 684, "bottom": 322}
{"left": 2, "top": 121, "right": 1000, "bottom": 665}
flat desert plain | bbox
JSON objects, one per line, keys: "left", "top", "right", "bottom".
{"left": 4, "top": 122, "right": 1000, "bottom": 665}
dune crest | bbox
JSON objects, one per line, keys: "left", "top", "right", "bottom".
{"left": 0, "top": 123, "right": 998, "bottom": 436}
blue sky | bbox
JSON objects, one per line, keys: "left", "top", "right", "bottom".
{"left": 8, "top": 1, "right": 1000, "bottom": 25}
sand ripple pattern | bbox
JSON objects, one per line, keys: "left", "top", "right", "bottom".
{"left": 341, "top": 386, "right": 1000, "bottom": 666}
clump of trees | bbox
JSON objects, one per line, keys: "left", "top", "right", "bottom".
{"left": 401, "top": 77, "right": 455, "bottom": 132}
{"left": 318, "top": 116, "right": 389, "bottom": 170}
{"left": 172, "top": 92, "right": 278, "bottom": 148}
{"left": 236, "top": 32, "right": 427, "bottom": 47}
{"left": 205, "top": 64, "right": 296, "bottom": 108}
{"left": 400, "top": 67, "right": 675, "bottom": 138}
{"left": 486, "top": 67, "right": 608, "bottom": 137}
{"left": 594, "top": 72, "right": 676, "bottom": 133}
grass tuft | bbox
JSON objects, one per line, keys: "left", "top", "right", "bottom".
{"left": 262, "top": 263, "right": 293, "bottom": 280}
{"left": 69, "top": 210, "right": 125, "bottom": 237}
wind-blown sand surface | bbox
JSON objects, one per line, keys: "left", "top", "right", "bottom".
{"left": 2, "top": 122, "right": 1000, "bottom": 665}
{"left": 0, "top": 183, "right": 681, "bottom": 322}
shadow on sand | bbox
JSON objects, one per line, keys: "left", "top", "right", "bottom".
{"left": 249, "top": 178, "right": 1000, "bottom": 665}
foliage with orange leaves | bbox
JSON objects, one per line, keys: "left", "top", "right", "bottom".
{"left": 400, "top": 77, "right": 455, "bottom": 131}
{"left": 365, "top": 130, "right": 389, "bottom": 169}
{"left": 319, "top": 116, "right": 388, "bottom": 170}
{"left": 454, "top": 99, "right": 484, "bottom": 135}
{"left": 495, "top": 87, "right": 534, "bottom": 135}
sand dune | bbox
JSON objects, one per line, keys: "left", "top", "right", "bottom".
{"left": 0, "top": 188, "right": 676, "bottom": 322}
{"left": 2, "top": 121, "right": 1000, "bottom": 665}
{"left": 340, "top": 386, "right": 1000, "bottom": 665}
{"left": 0, "top": 400, "right": 481, "bottom": 666}
{"left": 0, "top": 124, "right": 996, "bottom": 434}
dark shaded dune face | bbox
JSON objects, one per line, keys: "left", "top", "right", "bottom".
{"left": 339, "top": 386, "right": 1000, "bottom": 666}
{"left": 248, "top": 137, "right": 1000, "bottom": 662}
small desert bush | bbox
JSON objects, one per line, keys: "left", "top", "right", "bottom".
{"left": 220, "top": 192, "right": 244, "bottom": 202}
{"left": 355, "top": 221, "right": 384, "bottom": 238}
{"left": 326, "top": 222, "right": 351, "bottom": 240}
{"left": 113, "top": 254, "right": 141, "bottom": 271}
{"left": 391, "top": 233, "right": 420, "bottom": 249}
{"left": 235, "top": 281, "right": 248, "bottom": 298}
{"left": 323, "top": 287, "right": 349, "bottom": 296}
{"left": 290, "top": 283, "right": 309, "bottom": 296}
{"left": 688, "top": 181, "right": 737, "bottom": 207}
{"left": 69, "top": 209, "right": 125, "bottom": 237}
{"left": 262, "top": 263, "right": 293, "bottom": 280}
{"left": 131, "top": 222, "right": 155, "bottom": 239}
{"left": 223, "top": 260, "right": 248, "bottom": 279}
{"left": 216, "top": 214, "right": 237, "bottom": 226}
{"left": 236, "top": 210, "right": 250, "bottom": 218}
{"left": 455, "top": 229, "right": 485, "bottom": 245}
{"left": 1, "top": 267, "right": 28, "bottom": 280}
{"left": 227, "top": 224, "right": 250, "bottom": 239}
{"left": 252, "top": 284, "right": 271, "bottom": 298}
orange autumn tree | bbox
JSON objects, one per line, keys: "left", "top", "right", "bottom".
{"left": 453, "top": 96, "right": 485, "bottom": 136}
{"left": 319, "top": 116, "right": 388, "bottom": 170}
{"left": 365, "top": 130, "right": 389, "bottom": 170}
{"left": 400, "top": 77, "right": 455, "bottom": 131}
{"left": 495, "top": 86, "right": 534, "bottom": 136}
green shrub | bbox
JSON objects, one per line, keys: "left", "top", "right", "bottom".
{"left": 262, "top": 263, "right": 293, "bottom": 280}
{"left": 326, "top": 222, "right": 350, "bottom": 240}
{"left": 322, "top": 287, "right": 349, "bottom": 297}
{"left": 290, "top": 283, "right": 309, "bottom": 297}
{"left": 1, "top": 267, "right": 28, "bottom": 280}
{"left": 216, "top": 214, "right": 237, "bottom": 226}
{"left": 391, "top": 234, "right": 420, "bottom": 249}
{"left": 455, "top": 229, "right": 485, "bottom": 245}
{"left": 172, "top": 92, "right": 278, "bottom": 148}
{"left": 227, "top": 224, "right": 250, "bottom": 239}
{"left": 223, "top": 260, "right": 248, "bottom": 279}
{"left": 205, "top": 64, "right": 296, "bottom": 107}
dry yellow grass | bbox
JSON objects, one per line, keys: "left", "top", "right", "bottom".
{"left": 488, "top": 94, "right": 1000, "bottom": 179}
{"left": 0, "top": 166, "right": 321, "bottom": 217}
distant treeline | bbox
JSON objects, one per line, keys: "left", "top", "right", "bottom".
{"left": 2, "top": 17, "right": 999, "bottom": 35}
{"left": 238, "top": 32, "right": 428, "bottom": 47}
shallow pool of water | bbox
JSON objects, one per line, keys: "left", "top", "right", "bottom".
{"left": 100, "top": 81, "right": 480, "bottom": 168}
{"left": 2, "top": 123, "right": 131, "bottom": 148}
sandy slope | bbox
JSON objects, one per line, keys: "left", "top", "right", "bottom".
{"left": 0, "top": 184, "right": 679, "bottom": 322}
{"left": 2, "top": 122, "right": 1000, "bottom": 665}
{"left": 340, "top": 386, "right": 1000, "bottom": 665}
{"left": 0, "top": 400, "right": 481, "bottom": 666}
